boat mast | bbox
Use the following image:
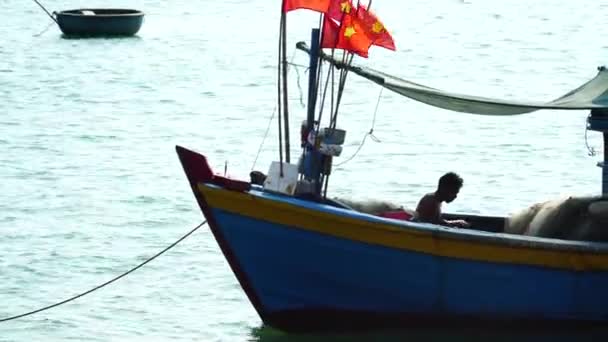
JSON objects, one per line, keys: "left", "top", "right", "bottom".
{"left": 306, "top": 29, "right": 321, "bottom": 138}
{"left": 299, "top": 28, "right": 324, "bottom": 197}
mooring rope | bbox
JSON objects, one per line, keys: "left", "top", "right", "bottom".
{"left": 0, "top": 220, "right": 207, "bottom": 323}
{"left": 30, "top": 0, "right": 58, "bottom": 25}
{"left": 33, "top": 19, "right": 56, "bottom": 37}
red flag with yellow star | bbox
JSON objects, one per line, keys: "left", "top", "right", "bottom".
{"left": 356, "top": 5, "right": 396, "bottom": 51}
{"left": 320, "top": 14, "right": 372, "bottom": 58}
{"left": 283, "top": 0, "right": 332, "bottom": 13}
{"left": 326, "top": 0, "right": 353, "bottom": 21}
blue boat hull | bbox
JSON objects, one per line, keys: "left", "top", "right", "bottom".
{"left": 214, "top": 208, "right": 608, "bottom": 332}
{"left": 175, "top": 146, "right": 608, "bottom": 333}
{"left": 56, "top": 9, "right": 143, "bottom": 37}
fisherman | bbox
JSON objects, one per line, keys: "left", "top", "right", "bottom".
{"left": 415, "top": 172, "right": 470, "bottom": 228}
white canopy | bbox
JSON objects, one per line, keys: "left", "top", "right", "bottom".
{"left": 367, "top": 66, "right": 608, "bottom": 115}
{"left": 297, "top": 42, "right": 608, "bottom": 115}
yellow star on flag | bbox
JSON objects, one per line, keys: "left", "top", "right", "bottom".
{"left": 340, "top": 1, "right": 351, "bottom": 13}
{"left": 372, "top": 21, "right": 384, "bottom": 34}
{"left": 344, "top": 26, "right": 356, "bottom": 38}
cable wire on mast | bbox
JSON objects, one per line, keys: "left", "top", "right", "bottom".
{"left": 330, "top": 0, "right": 373, "bottom": 130}
{"left": 323, "top": 0, "right": 378, "bottom": 196}
{"left": 251, "top": 49, "right": 302, "bottom": 172}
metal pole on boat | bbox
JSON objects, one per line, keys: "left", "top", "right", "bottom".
{"left": 276, "top": 14, "right": 285, "bottom": 175}
{"left": 587, "top": 107, "right": 608, "bottom": 195}
{"left": 604, "top": 131, "right": 608, "bottom": 195}
{"left": 307, "top": 29, "right": 320, "bottom": 132}
{"left": 306, "top": 29, "right": 323, "bottom": 196}
{"left": 296, "top": 29, "right": 323, "bottom": 197}
{"left": 281, "top": 16, "right": 291, "bottom": 163}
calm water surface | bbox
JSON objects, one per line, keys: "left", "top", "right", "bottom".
{"left": 2, "top": 0, "right": 608, "bottom": 340}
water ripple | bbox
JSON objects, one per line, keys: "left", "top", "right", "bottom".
{"left": 2, "top": 0, "right": 608, "bottom": 340}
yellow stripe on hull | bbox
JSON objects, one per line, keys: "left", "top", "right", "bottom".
{"left": 199, "top": 184, "right": 608, "bottom": 271}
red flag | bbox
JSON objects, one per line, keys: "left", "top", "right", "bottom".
{"left": 320, "top": 17, "right": 340, "bottom": 49}
{"left": 356, "top": 6, "right": 396, "bottom": 51}
{"left": 326, "top": 0, "right": 353, "bottom": 21}
{"left": 321, "top": 14, "right": 372, "bottom": 58}
{"left": 283, "top": 0, "right": 332, "bottom": 13}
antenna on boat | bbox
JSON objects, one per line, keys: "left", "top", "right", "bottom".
{"left": 30, "top": 0, "right": 58, "bottom": 25}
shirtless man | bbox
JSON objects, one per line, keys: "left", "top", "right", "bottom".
{"left": 415, "top": 172, "right": 470, "bottom": 228}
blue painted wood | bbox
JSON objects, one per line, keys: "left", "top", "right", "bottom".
{"left": 212, "top": 208, "right": 608, "bottom": 321}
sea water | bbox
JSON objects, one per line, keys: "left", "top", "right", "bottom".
{"left": 2, "top": 0, "right": 608, "bottom": 340}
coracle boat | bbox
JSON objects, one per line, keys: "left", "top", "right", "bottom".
{"left": 55, "top": 9, "right": 144, "bottom": 37}
{"left": 177, "top": 0, "right": 608, "bottom": 334}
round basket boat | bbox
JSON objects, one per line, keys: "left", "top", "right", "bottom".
{"left": 55, "top": 9, "right": 144, "bottom": 37}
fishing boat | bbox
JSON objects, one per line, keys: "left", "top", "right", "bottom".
{"left": 177, "top": 0, "right": 608, "bottom": 334}
{"left": 55, "top": 9, "right": 144, "bottom": 37}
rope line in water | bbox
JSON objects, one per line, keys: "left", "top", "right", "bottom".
{"left": 0, "top": 220, "right": 207, "bottom": 323}
{"left": 33, "top": 20, "right": 56, "bottom": 37}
